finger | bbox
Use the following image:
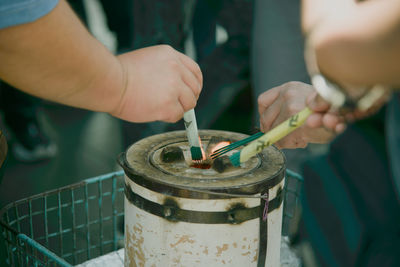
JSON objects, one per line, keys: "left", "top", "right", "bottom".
{"left": 344, "top": 112, "right": 356, "bottom": 122}
{"left": 335, "top": 123, "right": 347, "bottom": 134}
{"left": 259, "top": 98, "right": 282, "bottom": 132}
{"left": 307, "top": 92, "right": 331, "bottom": 112}
{"left": 162, "top": 100, "right": 185, "bottom": 123}
{"left": 306, "top": 113, "right": 324, "bottom": 128}
{"left": 322, "top": 113, "right": 342, "bottom": 130}
{"left": 179, "top": 63, "right": 201, "bottom": 99}
{"left": 178, "top": 83, "right": 197, "bottom": 112}
{"left": 178, "top": 52, "right": 203, "bottom": 90}
{"left": 257, "top": 87, "right": 281, "bottom": 116}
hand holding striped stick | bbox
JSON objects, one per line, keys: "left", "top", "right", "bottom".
{"left": 230, "top": 107, "right": 313, "bottom": 166}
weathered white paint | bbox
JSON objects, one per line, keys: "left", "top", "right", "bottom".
{"left": 124, "top": 177, "right": 284, "bottom": 267}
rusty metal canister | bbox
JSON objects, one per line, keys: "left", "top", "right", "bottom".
{"left": 118, "top": 130, "right": 286, "bottom": 267}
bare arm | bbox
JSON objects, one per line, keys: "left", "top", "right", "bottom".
{"left": 0, "top": 0, "right": 123, "bottom": 112}
{"left": 0, "top": 0, "right": 202, "bottom": 123}
{"left": 302, "top": 0, "right": 400, "bottom": 88}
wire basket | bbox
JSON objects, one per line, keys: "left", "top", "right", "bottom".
{"left": 0, "top": 170, "right": 302, "bottom": 266}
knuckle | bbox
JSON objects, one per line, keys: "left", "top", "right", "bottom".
{"left": 194, "top": 63, "right": 202, "bottom": 77}
{"left": 260, "top": 121, "right": 272, "bottom": 132}
{"left": 283, "top": 88, "right": 297, "bottom": 100}
{"left": 257, "top": 94, "right": 265, "bottom": 106}
{"left": 160, "top": 44, "right": 174, "bottom": 53}
{"left": 285, "top": 81, "right": 302, "bottom": 88}
{"left": 257, "top": 92, "right": 270, "bottom": 106}
{"left": 168, "top": 59, "right": 180, "bottom": 70}
{"left": 287, "top": 102, "right": 300, "bottom": 114}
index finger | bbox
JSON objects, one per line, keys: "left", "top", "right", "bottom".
{"left": 306, "top": 91, "right": 331, "bottom": 112}
{"left": 257, "top": 87, "right": 281, "bottom": 116}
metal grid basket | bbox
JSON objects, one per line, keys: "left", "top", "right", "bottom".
{"left": 0, "top": 170, "right": 302, "bottom": 266}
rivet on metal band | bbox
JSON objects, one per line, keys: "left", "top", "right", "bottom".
{"left": 124, "top": 183, "right": 283, "bottom": 225}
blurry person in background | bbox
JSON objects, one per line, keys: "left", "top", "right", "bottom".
{"left": 68, "top": 0, "right": 134, "bottom": 53}
{"left": 0, "top": 81, "right": 57, "bottom": 162}
{"left": 122, "top": 0, "right": 254, "bottom": 147}
{"left": 0, "top": 0, "right": 202, "bottom": 170}
{"left": 257, "top": 0, "right": 400, "bottom": 266}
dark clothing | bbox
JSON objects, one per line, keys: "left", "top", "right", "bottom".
{"left": 123, "top": 0, "right": 254, "bottom": 148}
{"left": 299, "top": 96, "right": 400, "bottom": 267}
{"left": 68, "top": 0, "right": 134, "bottom": 53}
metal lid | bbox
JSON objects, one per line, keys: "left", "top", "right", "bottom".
{"left": 119, "top": 130, "right": 285, "bottom": 198}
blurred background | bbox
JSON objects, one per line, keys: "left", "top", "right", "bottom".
{"left": 0, "top": 0, "right": 260, "bottom": 208}
{"left": 0, "top": 0, "right": 326, "bottom": 265}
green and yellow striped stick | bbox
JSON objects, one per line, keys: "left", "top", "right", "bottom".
{"left": 230, "top": 107, "right": 313, "bottom": 166}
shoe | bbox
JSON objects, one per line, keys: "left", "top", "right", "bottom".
{"left": 7, "top": 117, "right": 57, "bottom": 162}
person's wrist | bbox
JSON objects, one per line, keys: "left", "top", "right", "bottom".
{"left": 304, "top": 30, "right": 389, "bottom": 113}
{"left": 112, "top": 56, "right": 129, "bottom": 111}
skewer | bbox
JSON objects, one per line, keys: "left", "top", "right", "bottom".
{"left": 230, "top": 107, "right": 313, "bottom": 166}
{"left": 210, "top": 132, "right": 264, "bottom": 159}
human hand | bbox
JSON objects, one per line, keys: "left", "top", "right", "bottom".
{"left": 302, "top": 0, "right": 400, "bottom": 89}
{"left": 302, "top": 0, "right": 357, "bottom": 36}
{"left": 111, "top": 45, "right": 202, "bottom": 123}
{"left": 258, "top": 81, "right": 346, "bottom": 149}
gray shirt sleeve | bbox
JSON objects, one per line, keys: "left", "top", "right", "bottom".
{"left": 0, "top": 0, "right": 59, "bottom": 29}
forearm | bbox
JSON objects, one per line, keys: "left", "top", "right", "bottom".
{"left": 0, "top": 0, "right": 123, "bottom": 113}
{"left": 304, "top": 0, "right": 400, "bottom": 88}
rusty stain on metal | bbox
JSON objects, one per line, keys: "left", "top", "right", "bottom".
{"left": 170, "top": 235, "right": 195, "bottom": 248}
{"left": 172, "top": 255, "right": 181, "bottom": 264}
{"left": 216, "top": 244, "right": 229, "bottom": 257}
{"left": 133, "top": 236, "right": 145, "bottom": 266}
{"left": 133, "top": 224, "right": 143, "bottom": 234}
{"left": 252, "top": 254, "right": 258, "bottom": 262}
{"left": 125, "top": 224, "right": 136, "bottom": 267}
{"left": 126, "top": 222, "right": 146, "bottom": 267}
{"left": 123, "top": 130, "right": 286, "bottom": 266}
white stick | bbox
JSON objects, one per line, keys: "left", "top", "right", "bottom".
{"left": 183, "top": 109, "right": 201, "bottom": 148}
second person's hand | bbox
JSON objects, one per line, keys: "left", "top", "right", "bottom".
{"left": 258, "top": 81, "right": 346, "bottom": 149}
